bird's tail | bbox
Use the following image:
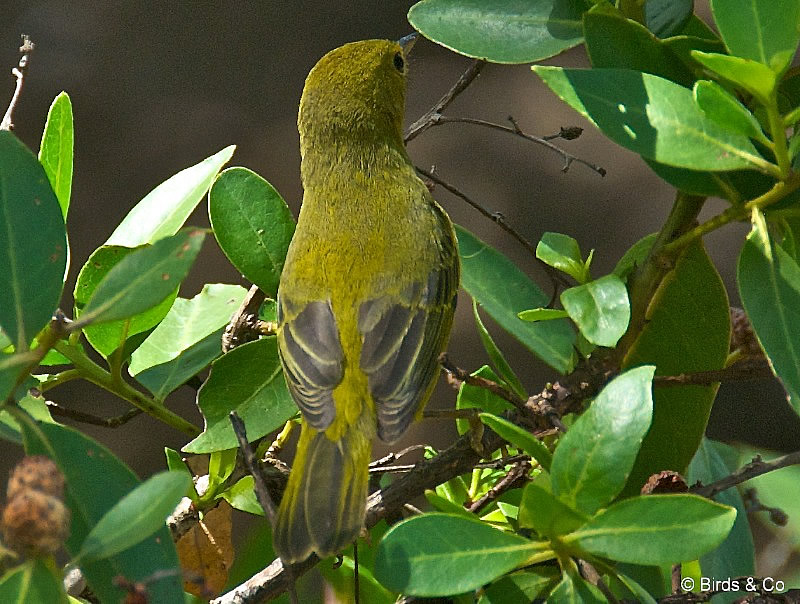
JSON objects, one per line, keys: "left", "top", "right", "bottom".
{"left": 273, "top": 422, "right": 371, "bottom": 563}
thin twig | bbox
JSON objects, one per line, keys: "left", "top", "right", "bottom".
{"left": 692, "top": 451, "right": 800, "bottom": 499}
{"left": 222, "top": 285, "right": 267, "bottom": 353}
{"left": 1, "top": 35, "right": 33, "bottom": 131}
{"left": 431, "top": 115, "right": 606, "bottom": 176}
{"left": 439, "top": 352, "right": 527, "bottom": 410}
{"left": 417, "top": 165, "right": 570, "bottom": 298}
{"left": 654, "top": 358, "right": 773, "bottom": 386}
{"left": 405, "top": 59, "right": 486, "bottom": 143}
{"left": 45, "top": 402, "right": 142, "bottom": 428}
{"left": 466, "top": 460, "right": 530, "bottom": 513}
{"left": 229, "top": 411, "right": 277, "bottom": 523}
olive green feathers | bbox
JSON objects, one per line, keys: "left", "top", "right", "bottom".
{"left": 273, "top": 38, "right": 459, "bottom": 563}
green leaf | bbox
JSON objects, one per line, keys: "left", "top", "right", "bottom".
{"left": 373, "top": 513, "right": 539, "bottom": 596}
{"left": 0, "top": 559, "right": 68, "bottom": 604}
{"left": 407, "top": 0, "right": 587, "bottom": 64}
{"left": 518, "top": 482, "right": 587, "bottom": 536}
{"left": 221, "top": 476, "right": 264, "bottom": 515}
{"left": 424, "top": 489, "right": 476, "bottom": 518}
{"left": 551, "top": 365, "right": 654, "bottom": 515}
{"left": 583, "top": 8, "right": 694, "bottom": 86}
{"left": 517, "top": 308, "right": 570, "bottom": 322}
{"left": 164, "top": 447, "right": 192, "bottom": 481}
{"left": 0, "top": 131, "right": 67, "bottom": 351}
{"left": 209, "top": 167, "right": 295, "bottom": 296}
{"left": 38, "top": 92, "right": 73, "bottom": 221}
{"left": 74, "top": 246, "right": 178, "bottom": 358}
{"left": 566, "top": 494, "right": 736, "bottom": 564}
{"left": 106, "top": 145, "right": 234, "bottom": 247}
{"left": 457, "top": 226, "right": 575, "bottom": 373}
{"left": 560, "top": 274, "right": 630, "bottom": 347}
{"left": 479, "top": 568, "right": 560, "bottom": 604}
{"left": 19, "top": 419, "right": 183, "bottom": 603}
{"left": 533, "top": 67, "right": 772, "bottom": 174}
{"left": 622, "top": 241, "right": 731, "bottom": 496}
{"left": 78, "top": 229, "right": 205, "bottom": 327}
{"left": 691, "top": 51, "right": 777, "bottom": 105}
{"left": 184, "top": 337, "right": 296, "bottom": 453}
{"left": 536, "top": 232, "right": 588, "bottom": 283}
{"left": 613, "top": 233, "right": 657, "bottom": 280}
{"left": 472, "top": 300, "right": 526, "bottom": 399}
{"left": 644, "top": 0, "right": 693, "bottom": 38}
{"left": 479, "top": 413, "right": 552, "bottom": 472}
{"left": 710, "top": 0, "right": 800, "bottom": 73}
{"left": 0, "top": 390, "right": 55, "bottom": 445}
{"left": 78, "top": 471, "right": 191, "bottom": 561}
{"left": 548, "top": 570, "right": 606, "bottom": 603}
{"left": 455, "top": 365, "right": 515, "bottom": 436}
{"left": 694, "top": 80, "right": 768, "bottom": 143}
{"left": 688, "top": 439, "right": 755, "bottom": 580}
{"left": 129, "top": 283, "right": 247, "bottom": 399}
{"left": 321, "top": 555, "right": 395, "bottom": 604}
{"left": 738, "top": 210, "right": 800, "bottom": 404}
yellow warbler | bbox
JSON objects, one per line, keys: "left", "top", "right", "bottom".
{"left": 273, "top": 36, "right": 459, "bottom": 563}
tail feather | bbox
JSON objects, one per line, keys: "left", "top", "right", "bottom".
{"left": 273, "top": 424, "right": 370, "bottom": 563}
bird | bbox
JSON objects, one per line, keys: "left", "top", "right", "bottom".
{"left": 272, "top": 34, "right": 460, "bottom": 563}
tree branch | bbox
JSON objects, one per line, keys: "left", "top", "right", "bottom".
{"left": 692, "top": 450, "right": 800, "bottom": 499}
{"left": 405, "top": 59, "right": 486, "bottom": 143}
{"left": 1, "top": 35, "right": 33, "bottom": 131}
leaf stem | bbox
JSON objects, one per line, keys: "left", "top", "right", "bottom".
{"left": 52, "top": 340, "right": 199, "bottom": 436}
{"left": 766, "top": 96, "right": 791, "bottom": 177}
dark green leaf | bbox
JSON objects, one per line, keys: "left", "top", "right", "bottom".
{"left": 373, "top": 513, "right": 539, "bottom": 596}
{"left": 561, "top": 274, "right": 630, "bottom": 347}
{"left": 106, "top": 146, "right": 234, "bottom": 247}
{"left": 74, "top": 246, "right": 177, "bottom": 358}
{"left": 184, "top": 337, "right": 296, "bottom": 453}
{"left": 19, "top": 419, "right": 183, "bottom": 603}
{"left": 644, "top": 0, "right": 693, "bottom": 38}
{"left": 533, "top": 67, "right": 774, "bottom": 174}
{"left": 518, "top": 482, "right": 587, "bottom": 536}
{"left": 457, "top": 226, "right": 575, "bottom": 373}
{"left": 567, "top": 494, "right": 736, "bottom": 564}
{"left": 472, "top": 300, "right": 526, "bottom": 399}
{"left": 78, "top": 471, "right": 191, "bottom": 561}
{"left": 209, "top": 167, "right": 295, "bottom": 296}
{"left": 738, "top": 210, "right": 800, "bottom": 405}
{"left": 688, "top": 438, "right": 755, "bottom": 580}
{"left": 129, "top": 283, "right": 247, "bottom": 399}
{"left": 0, "top": 559, "right": 68, "bottom": 604}
{"left": 694, "top": 80, "right": 767, "bottom": 142}
{"left": 622, "top": 241, "right": 731, "bottom": 495}
{"left": 78, "top": 229, "right": 205, "bottom": 327}
{"left": 517, "top": 308, "right": 570, "bottom": 322}
{"left": 551, "top": 365, "right": 655, "bottom": 515}
{"left": 710, "top": 0, "right": 800, "bottom": 73}
{"left": 38, "top": 92, "right": 73, "bottom": 221}
{"left": 536, "top": 231, "right": 587, "bottom": 282}
{"left": 408, "top": 0, "right": 587, "bottom": 64}
{"left": 479, "top": 413, "right": 552, "bottom": 472}
{"left": 691, "top": 51, "right": 777, "bottom": 105}
{"left": 613, "top": 233, "right": 657, "bottom": 280}
{"left": 0, "top": 131, "right": 67, "bottom": 350}
{"left": 584, "top": 8, "right": 694, "bottom": 86}
{"left": 479, "top": 568, "right": 560, "bottom": 604}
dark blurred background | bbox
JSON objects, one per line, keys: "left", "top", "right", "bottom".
{"left": 3, "top": 0, "right": 798, "bottom": 582}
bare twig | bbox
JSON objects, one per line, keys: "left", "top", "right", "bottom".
{"left": 439, "top": 352, "right": 527, "bottom": 410}
{"left": 742, "top": 487, "right": 788, "bottom": 526}
{"left": 466, "top": 460, "right": 531, "bottom": 513}
{"left": 229, "top": 412, "right": 277, "bottom": 523}
{"left": 1, "top": 35, "right": 34, "bottom": 131}
{"left": 416, "top": 165, "right": 570, "bottom": 297}
{"left": 405, "top": 59, "right": 486, "bottom": 143}
{"left": 692, "top": 451, "right": 800, "bottom": 499}
{"left": 222, "top": 285, "right": 268, "bottom": 353}
{"left": 45, "top": 402, "right": 142, "bottom": 428}
{"left": 655, "top": 358, "right": 773, "bottom": 386}
{"left": 431, "top": 115, "right": 606, "bottom": 176}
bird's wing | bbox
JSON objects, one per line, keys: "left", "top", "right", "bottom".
{"left": 277, "top": 298, "right": 344, "bottom": 430}
{"left": 358, "top": 208, "right": 459, "bottom": 443}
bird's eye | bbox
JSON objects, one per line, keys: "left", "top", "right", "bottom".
{"left": 393, "top": 52, "right": 405, "bottom": 72}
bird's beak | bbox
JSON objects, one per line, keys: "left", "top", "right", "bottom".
{"left": 398, "top": 32, "right": 418, "bottom": 56}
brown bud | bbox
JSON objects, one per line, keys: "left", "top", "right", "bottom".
{"left": 7, "top": 455, "right": 64, "bottom": 500}
{"left": 641, "top": 470, "right": 688, "bottom": 495}
{"left": 1, "top": 490, "right": 70, "bottom": 556}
